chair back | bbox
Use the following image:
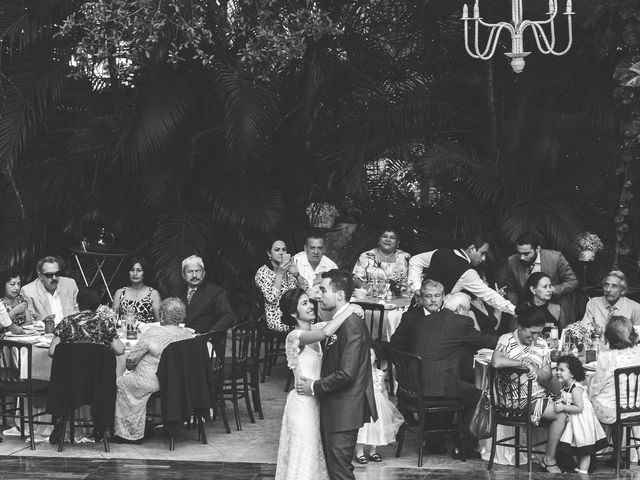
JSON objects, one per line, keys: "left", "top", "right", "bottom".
{"left": 231, "top": 321, "right": 254, "bottom": 374}
{"left": 203, "top": 329, "right": 227, "bottom": 379}
{"left": 352, "top": 301, "right": 385, "bottom": 341}
{"left": 46, "top": 343, "right": 116, "bottom": 427}
{"left": 392, "top": 350, "right": 423, "bottom": 411}
{"left": 489, "top": 366, "right": 533, "bottom": 422}
{"left": 0, "top": 340, "right": 33, "bottom": 393}
{"left": 614, "top": 365, "right": 640, "bottom": 421}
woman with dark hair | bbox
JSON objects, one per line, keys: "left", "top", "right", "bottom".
{"left": 49, "top": 288, "right": 125, "bottom": 357}
{"left": 352, "top": 228, "right": 410, "bottom": 288}
{"left": 589, "top": 315, "right": 640, "bottom": 424}
{"left": 113, "top": 256, "right": 161, "bottom": 323}
{"left": 274, "top": 288, "right": 355, "bottom": 480}
{"left": 0, "top": 269, "right": 33, "bottom": 334}
{"left": 491, "top": 303, "right": 567, "bottom": 472}
{"left": 522, "top": 272, "right": 567, "bottom": 329}
{"left": 255, "top": 239, "right": 308, "bottom": 332}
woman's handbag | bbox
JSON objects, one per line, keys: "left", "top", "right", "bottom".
{"left": 469, "top": 362, "right": 493, "bottom": 439}
{"left": 469, "top": 389, "right": 493, "bottom": 439}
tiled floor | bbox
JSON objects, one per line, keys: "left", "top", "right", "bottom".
{"left": 1, "top": 363, "right": 639, "bottom": 478}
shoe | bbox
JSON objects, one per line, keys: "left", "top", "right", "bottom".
{"left": 355, "top": 455, "right": 368, "bottom": 464}
{"left": 369, "top": 453, "right": 382, "bottom": 462}
{"left": 540, "top": 460, "right": 562, "bottom": 473}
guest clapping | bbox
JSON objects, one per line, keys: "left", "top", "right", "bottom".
{"left": 113, "top": 256, "right": 161, "bottom": 323}
{"left": 255, "top": 239, "right": 308, "bottom": 332}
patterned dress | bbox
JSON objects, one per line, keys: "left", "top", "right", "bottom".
{"left": 117, "top": 286, "right": 156, "bottom": 323}
{"left": 113, "top": 325, "right": 194, "bottom": 440}
{"left": 352, "top": 248, "right": 410, "bottom": 283}
{"left": 1, "top": 295, "right": 30, "bottom": 327}
{"left": 55, "top": 310, "right": 119, "bottom": 346}
{"left": 255, "top": 265, "right": 308, "bottom": 332}
{"left": 495, "top": 330, "right": 552, "bottom": 424}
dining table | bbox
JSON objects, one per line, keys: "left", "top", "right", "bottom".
{"left": 350, "top": 293, "right": 412, "bottom": 342}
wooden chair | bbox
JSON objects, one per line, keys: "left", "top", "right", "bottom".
{"left": 487, "top": 366, "right": 547, "bottom": 472}
{"left": 245, "top": 319, "right": 265, "bottom": 419}
{"left": 259, "top": 319, "right": 288, "bottom": 383}
{"left": 392, "top": 350, "right": 466, "bottom": 467}
{"left": 354, "top": 301, "right": 392, "bottom": 393}
{"left": 0, "top": 340, "right": 49, "bottom": 450}
{"left": 203, "top": 329, "right": 232, "bottom": 433}
{"left": 613, "top": 365, "right": 640, "bottom": 475}
{"left": 224, "top": 321, "right": 256, "bottom": 430}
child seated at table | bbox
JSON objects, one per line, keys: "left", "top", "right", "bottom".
{"left": 555, "top": 355, "right": 607, "bottom": 474}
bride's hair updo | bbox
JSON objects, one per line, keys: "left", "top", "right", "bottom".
{"left": 279, "top": 288, "right": 306, "bottom": 330}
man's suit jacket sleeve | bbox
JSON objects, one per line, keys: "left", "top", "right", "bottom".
{"left": 390, "top": 310, "right": 413, "bottom": 352}
{"left": 211, "top": 287, "right": 237, "bottom": 331}
{"left": 552, "top": 252, "right": 578, "bottom": 297}
{"left": 458, "top": 315, "right": 499, "bottom": 350}
{"left": 313, "top": 317, "right": 367, "bottom": 396}
{"left": 504, "top": 256, "right": 520, "bottom": 306}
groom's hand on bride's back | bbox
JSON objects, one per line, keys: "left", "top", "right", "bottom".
{"left": 296, "top": 376, "right": 314, "bottom": 396}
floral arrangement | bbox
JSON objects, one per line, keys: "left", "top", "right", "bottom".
{"left": 95, "top": 304, "right": 117, "bottom": 324}
{"left": 565, "top": 321, "right": 595, "bottom": 340}
{"left": 306, "top": 202, "right": 339, "bottom": 223}
{"left": 576, "top": 232, "right": 604, "bottom": 252}
{"left": 390, "top": 267, "right": 406, "bottom": 284}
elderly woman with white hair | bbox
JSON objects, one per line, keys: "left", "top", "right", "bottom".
{"left": 581, "top": 270, "right": 640, "bottom": 331}
{"left": 113, "top": 297, "right": 194, "bottom": 444}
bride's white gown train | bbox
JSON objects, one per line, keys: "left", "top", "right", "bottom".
{"left": 275, "top": 329, "right": 329, "bottom": 480}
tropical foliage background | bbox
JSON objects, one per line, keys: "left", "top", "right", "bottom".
{"left": 1, "top": 0, "right": 640, "bottom": 307}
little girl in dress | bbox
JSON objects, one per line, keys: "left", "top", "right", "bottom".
{"left": 354, "top": 349, "right": 404, "bottom": 464}
{"left": 555, "top": 355, "right": 608, "bottom": 473}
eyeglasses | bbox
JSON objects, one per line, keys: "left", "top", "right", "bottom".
{"left": 41, "top": 271, "right": 61, "bottom": 279}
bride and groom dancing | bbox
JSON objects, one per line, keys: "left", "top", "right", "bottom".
{"left": 275, "top": 269, "right": 377, "bottom": 480}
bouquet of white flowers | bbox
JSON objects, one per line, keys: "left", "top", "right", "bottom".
{"left": 565, "top": 321, "right": 595, "bottom": 341}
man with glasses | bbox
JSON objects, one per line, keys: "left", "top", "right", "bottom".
{"left": 174, "top": 255, "right": 237, "bottom": 334}
{"left": 21, "top": 256, "right": 79, "bottom": 330}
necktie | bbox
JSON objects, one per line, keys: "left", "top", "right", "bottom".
{"left": 187, "top": 288, "right": 196, "bottom": 305}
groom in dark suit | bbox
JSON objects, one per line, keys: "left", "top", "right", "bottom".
{"left": 297, "top": 270, "right": 377, "bottom": 480}
{"left": 173, "top": 255, "right": 237, "bottom": 334}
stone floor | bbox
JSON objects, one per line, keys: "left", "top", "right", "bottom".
{"left": 1, "top": 363, "right": 639, "bottom": 478}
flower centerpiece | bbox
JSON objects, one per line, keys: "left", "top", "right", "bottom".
{"left": 389, "top": 265, "right": 407, "bottom": 297}
{"left": 306, "top": 202, "right": 339, "bottom": 228}
{"left": 576, "top": 232, "right": 604, "bottom": 262}
{"left": 565, "top": 321, "right": 595, "bottom": 351}
{"left": 95, "top": 304, "right": 118, "bottom": 325}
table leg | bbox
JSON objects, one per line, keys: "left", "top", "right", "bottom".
{"left": 74, "top": 254, "right": 89, "bottom": 287}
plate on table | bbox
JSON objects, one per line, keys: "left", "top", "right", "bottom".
{"left": 34, "top": 342, "right": 51, "bottom": 348}
{"left": 384, "top": 304, "right": 397, "bottom": 310}
{"left": 477, "top": 348, "right": 494, "bottom": 355}
{"left": 584, "top": 361, "right": 597, "bottom": 372}
{"left": 4, "top": 331, "right": 39, "bottom": 338}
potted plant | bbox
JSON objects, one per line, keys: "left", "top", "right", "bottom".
{"left": 576, "top": 232, "right": 604, "bottom": 262}
{"left": 306, "top": 202, "right": 339, "bottom": 228}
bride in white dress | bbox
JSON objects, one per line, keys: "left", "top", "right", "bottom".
{"left": 275, "top": 288, "right": 356, "bottom": 480}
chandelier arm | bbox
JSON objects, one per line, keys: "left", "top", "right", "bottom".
{"left": 545, "top": 13, "right": 573, "bottom": 55}
{"left": 474, "top": 23, "right": 512, "bottom": 59}
{"left": 524, "top": 22, "right": 556, "bottom": 54}
{"left": 463, "top": 21, "right": 484, "bottom": 59}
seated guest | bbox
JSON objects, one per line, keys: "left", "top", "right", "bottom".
{"left": 390, "top": 279, "right": 444, "bottom": 353}
{"left": 0, "top": 269, "right": 35, "bottom": 334}
{"left": 412, "top": 292, "right": 498, "bottom": 457}
{"left": 505, "top": 232, "right": 578, "bottom": 323}
{"left": 491, "top": 304, "right": 567, "bottom": 473}
{"left": 21, "top": 256, "right": 79, "bottom": 331}
{"left": 112, "top": 256, "right": 161, "bottom": 323}
{"left": 521, "top": 272, "right": 567, "bottom": 329}
{"left": 113, "top": 297, "right": 194, "bottom": 443}
{"left": 582, "top": 271, "right": 640, "bottom": 331}
{"left": 589, "top": 315, "right": 640, "bottom": 425}
{"left": 49, "top": 288, "right": 125, "bottom": 357}
{"left": 174, "top": 255, "right": 237, "bottom": 334}
{"left": 352, "top": 228, "right": 410, "bottom": 289}
{"left": 293, "top": 233, "right": 338, "bottom": 293}
{"left": 255, "top": 239, "right": 308, "bottom": 332}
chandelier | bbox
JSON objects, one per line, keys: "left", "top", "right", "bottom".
{"left": 461, "top": 0, "right": 574, "bottom": 73}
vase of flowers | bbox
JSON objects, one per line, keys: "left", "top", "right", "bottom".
{"left": 306, "top": 202, "right": 339, "bottom": 228}
{"left": 565, "top": 321, "right": 595, "bottom": 353}
{"left": 389, "top": 266, "right": 406, "bottom": 297}
{"left": 576, "top": 232, "right": 604, "bottom": 262}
